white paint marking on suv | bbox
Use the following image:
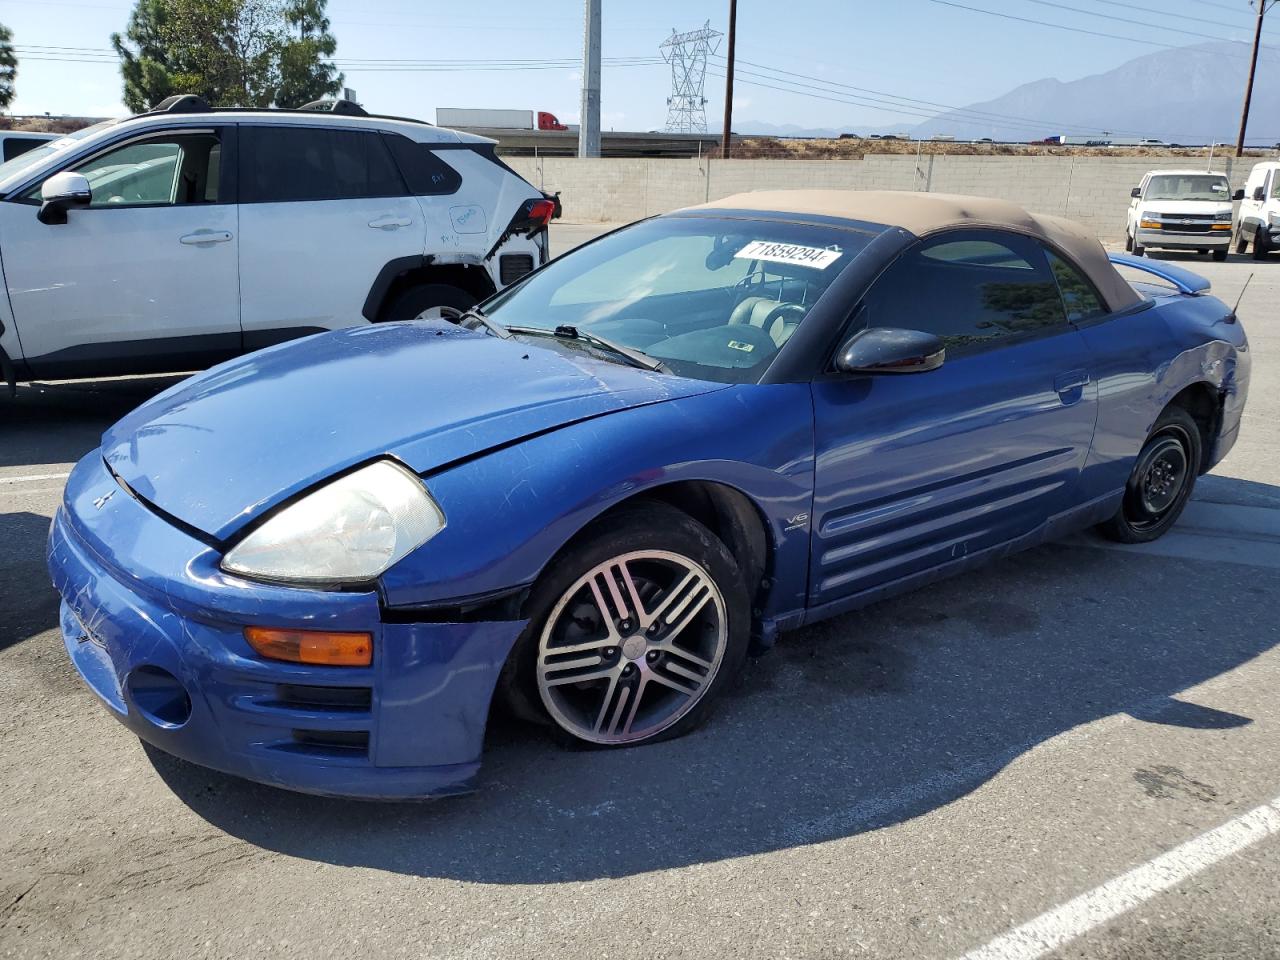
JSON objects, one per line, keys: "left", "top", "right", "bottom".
{"left": 957, "top": 796, "right": 1280, "bottom": 960}
{"left": 1, "top": 472, "right": 70, "bottom": 485}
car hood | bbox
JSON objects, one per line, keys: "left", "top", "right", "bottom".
{"left": 101, "top": 322, "right": 726, "bottom": 540}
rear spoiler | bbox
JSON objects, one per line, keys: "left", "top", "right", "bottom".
{"left": 1108, "top": 252, "right": 1211, "bottom": 296}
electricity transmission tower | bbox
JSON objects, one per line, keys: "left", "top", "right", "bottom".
{"left": 660, "top": 22, "right": 722, "bottom": 134}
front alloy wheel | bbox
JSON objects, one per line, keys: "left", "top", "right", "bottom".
{"left": 536, "top": 550, "right": 728, "bottom": 744}
{"left": 503, "top": 502, "right": 749, "bottom": 748}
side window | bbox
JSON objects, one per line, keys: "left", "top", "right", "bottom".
{"left": 858, "top": 231, "right": 1067, "bottom": 356}
{"left": 62, "top": 133, "right": 222, "bottom": 208}
{"left": 1046, "top": 250, "right": 1106, "bottom": 324}
{"left": 1271, "top": 171, "right": 1280, "bottom": 200}
{"left": 241, "top": 126, "right": 406, "bottom": 203}
{"left": 382, "top": 134, "right": 462, "bottom": 196}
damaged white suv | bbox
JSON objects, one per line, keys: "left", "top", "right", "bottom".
{"left": 0, "top": 96, "right": 556, "bottom": 387}
{"left": 1125, "top": 169, "right": 1234, "bottom": 262}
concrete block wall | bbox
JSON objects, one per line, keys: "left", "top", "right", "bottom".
{"left": 509, "top": 153, "right": 1253, "bottom": 242}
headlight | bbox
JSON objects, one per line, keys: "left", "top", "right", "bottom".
{"left": 1216, "top": 211, "right": 1233, "bottom": 222}
{"left": 221, "top": 460, "right": 445, "bottom": 584}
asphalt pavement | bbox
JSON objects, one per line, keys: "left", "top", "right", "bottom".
{"left": 1, "top": 232, "right": 1277, "bottom": 960}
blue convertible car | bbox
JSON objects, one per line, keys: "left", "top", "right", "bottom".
{"left": 49, "top": 191, "right": 1250, "bottom": 799}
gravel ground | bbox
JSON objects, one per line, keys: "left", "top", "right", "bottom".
{"left": 1, "top": 234, "right": 1277, "bottom": 960}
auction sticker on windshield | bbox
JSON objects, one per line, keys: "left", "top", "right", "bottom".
{"left": 735, "top": 240, "right": 842, "bottom": 270}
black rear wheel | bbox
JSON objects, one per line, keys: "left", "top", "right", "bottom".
{"left": 1098, "top": 406, "right": 1202, "bottom": 544}
{"left": 384, "top": 283, "right": 477, "bottom": 322}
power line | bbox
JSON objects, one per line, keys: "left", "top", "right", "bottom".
{"left": 928, "top": 0, "right": 1278, "bottom": 59}
{"left": 1015, "top": 0, "right": 1244, "bottom": 42}
{"left": 1079, "top": 0, "right": 1255, "bottom": 29}
{"left": 10, "top": 46, "right": 667, "bottom": 71}
{"left": 708, "top": 65, "right": 1278, "bottom": 142}
{"left": 722, "top": 55, "right": 1145, "bottom": 135}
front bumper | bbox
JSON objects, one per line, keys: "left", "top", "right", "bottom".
{"left": 1135, "top": 227, "right": 1232, "bottom": 250}
{"left": 48, "top": 453, "right": 526, "bottom": 800}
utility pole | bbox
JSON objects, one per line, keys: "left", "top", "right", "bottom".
{"left": 579, "top": 0, "right": 602, "bottom": 158}
{"left": 721, "top": 0, "right": 737, "bottom": 159}
{"left": 1235, "top": 0, "right": 1275, "bottom": 157}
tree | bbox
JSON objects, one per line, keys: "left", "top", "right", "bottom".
{"left": 112, "top": 0, "right": 340, "bottom": 112}
{"left": 276, "top": 0, "right": 343, "bottom": 108}
{"left": 0, "top": 23, "right": 17, "bottom": 112}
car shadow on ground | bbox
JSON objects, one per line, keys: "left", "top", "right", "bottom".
{"left": 0, "top": 511, "right": 63, "bottom": 652}
{"left": 146, "top": 475, "right": 1280, "bottom": 884}
{"left": 0, "top": 376, "right": 187, "bottom": 468}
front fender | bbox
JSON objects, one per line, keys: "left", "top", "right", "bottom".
{"left": 379, "top": 383, "right": 816, "bottom": 620}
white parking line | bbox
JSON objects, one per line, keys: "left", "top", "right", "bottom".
{"left": 957, "top": 796, "right": 1280, "bottom": 960}
{"left": 0, "top": 472, "right": 70, "bottom": 485}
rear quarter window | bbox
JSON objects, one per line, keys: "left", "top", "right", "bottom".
{"left": 382, "top": 134, "right": 462, "bottom": 196}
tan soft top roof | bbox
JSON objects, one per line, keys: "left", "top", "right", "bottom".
{"left": 686, "top": 190, "right": 1141, "bottom": 312}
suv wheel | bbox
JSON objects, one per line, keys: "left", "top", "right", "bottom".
{"left": 385, "top": 283, "right": 477, "bottom": 322}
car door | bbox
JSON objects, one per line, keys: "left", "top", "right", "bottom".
{"left": 236, "top": 123, "right": 425, "bottom": 348}
{"left": 808, "top": 230, "right": 1099, "bottom": 608}
{"left": 0, "top": 126, "right": 239, "bottom": 376}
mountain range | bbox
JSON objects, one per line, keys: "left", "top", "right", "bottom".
{"left": 739, "top": 41, "right": 1279, "bottom": 144}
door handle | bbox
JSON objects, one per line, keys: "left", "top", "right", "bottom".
{"left": 179, "top": 230, "right": 233, "bottom": 245}
{"left": 1054, "top": 370, "right": 1091, "bottom": 395}
{"left": 368, "top": 216, "right": 412, "bottom": 229}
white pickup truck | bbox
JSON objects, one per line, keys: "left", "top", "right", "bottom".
{"left": 1125, "top": 169, "right": 1235, "bottom": 261}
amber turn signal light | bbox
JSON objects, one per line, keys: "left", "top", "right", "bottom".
{"left": 244, "top": 627, "right": 373, "bottom": 667}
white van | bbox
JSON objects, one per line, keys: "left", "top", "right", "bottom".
{"left": 0, "top": 96, "right": 554, "bottom": 387}
{"left": 1235, "top": 161, "right": 1280, "bottom": 260}
{"left": 1125, "top": 169, "right": 1235, "bottom": 260}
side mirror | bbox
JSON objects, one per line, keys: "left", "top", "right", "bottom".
{"left": 1254, "top": 186, "right": 1267, "bottom": 201}
{"left": 1130, "top": 187, "right": 1142, "bottom": 199}
{"left": 37, "top": 171, "right": 92, "bottom": 225}
{"left": 835, "top": 327, "right": 945, "bottom": 375}
{"left": 1233, "top": 189, "right": 1246, "bottom": 201}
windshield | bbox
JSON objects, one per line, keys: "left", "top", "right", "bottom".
{"left": 484, "top": 216, "right": 868, "bottom": 383}
{"left": 0, "top": 121, "right": 119, "bottom": 188}
{"left": 1144, "top": 174, "right": 1231, "bottom": 202}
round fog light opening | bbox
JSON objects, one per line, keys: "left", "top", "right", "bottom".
{"left": 127, "top": 665, "right": 193, "bottom": 729}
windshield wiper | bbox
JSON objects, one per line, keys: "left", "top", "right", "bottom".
{"left": 456, "top": 306, "right": 510, "bottom": 339}
{"left": 507, "top": 325, "right": 669, "bottom": 373}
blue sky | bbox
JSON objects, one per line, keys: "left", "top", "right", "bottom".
{"left": 2, "top": 0, "right": 1272, "bottom": 129}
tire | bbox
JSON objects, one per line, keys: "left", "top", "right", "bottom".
{"left": 1124, "top": 231, "right": 1134, "bottom": 253}
{"left": 1132, "top": 239, "right": 1145, "bottom": 257}
{"left": 383, "top": 283, "right": 477, "bottom": 322}
{"left": 1252, "top": 233, "right": 1269, "bottom": 261}
{"left": 1097, "top": 406, "right": 1202, "bottom": 544}
{"left": 1212, "top": 249, "right": 1228, "bottom": 262}
{"left": 1235, "top": 231, "right": 1249, "bottom": 254}
{"left": 1197, "top": 249, "right": 1208, "bottom": 255}
{"left": 500, "top": 502, "right": 750, "bottom": 749}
